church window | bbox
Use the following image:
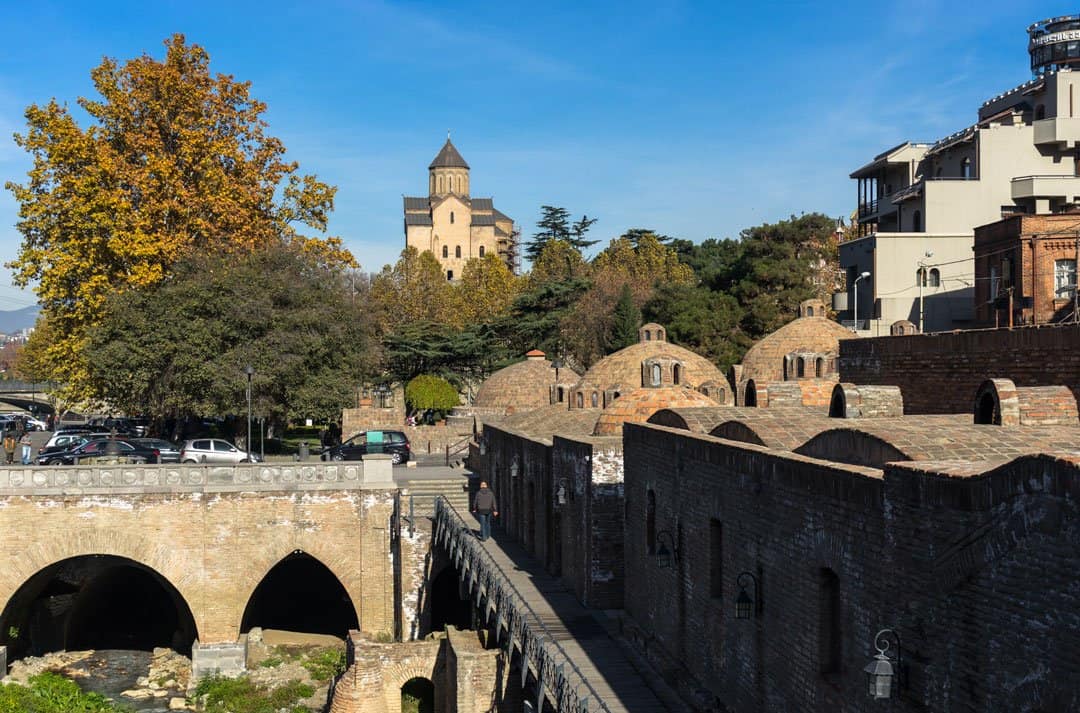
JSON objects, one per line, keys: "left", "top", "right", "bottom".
{"left": 450, "top": 211, "right": 455, "bottom": 224}
{"left": 479, "top": 246, "right": 485, "bottom": 257}
{"left": 455, "top": 245, "right": 461, "bottom": 258}
{"left": 442, "top": 245, "right": 448, "bottom": 258}
{"left": 447, "top": 270, "right": 453, "bottom": 281}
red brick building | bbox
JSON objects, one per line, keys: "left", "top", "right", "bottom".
{"left": 974, "top": 214, "right": 1080, "bottom": 327}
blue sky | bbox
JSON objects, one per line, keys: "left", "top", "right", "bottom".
{"left": 0, "top": 0, "right": 1075, "bottom": 308}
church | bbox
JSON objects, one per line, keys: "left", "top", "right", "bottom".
{"left": 403, "top": 138, "right": 517, "bottom": 280}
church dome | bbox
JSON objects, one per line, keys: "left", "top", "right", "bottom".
{"left": 593, "top": 387, "right": 718, "bottom": 436}
{"left": 429, "top": 139, "right": 470, "bottom": 169}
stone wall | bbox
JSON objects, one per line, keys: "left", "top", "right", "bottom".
{"left": 621, "top": 422, "right": 1080, "bottom": 712}
{"left": 838, "top": 324, "right": 1080, "bottom": 414}
{"left": 0, "top": 464, "right": 401, "bottom": 648}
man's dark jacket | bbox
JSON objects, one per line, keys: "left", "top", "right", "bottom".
{"left": 473, "top": 488, "right": 497, "bottom": 513}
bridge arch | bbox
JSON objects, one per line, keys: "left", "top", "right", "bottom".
{"left": 239, "top": 549, "right": 359, "bottom": 637}
{"left": 0, "top": 554, "right": 198, "bottom": 660}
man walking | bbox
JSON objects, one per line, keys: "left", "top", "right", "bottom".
{"left": 472, "top": 481, "right": 498, "bottom": 542}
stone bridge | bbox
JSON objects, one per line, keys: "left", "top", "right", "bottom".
{"left": 0, "top": 456, "right": 411, "bottom": 676}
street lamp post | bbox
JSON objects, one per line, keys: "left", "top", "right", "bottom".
{"left": 244, "top": 365, "right": 254, "bottom": 459}
{"left": 918, "top": 251, "right": 933, "bottom": 333}
{"left": 853, "top": 271, "right": 871, "bottom": 333}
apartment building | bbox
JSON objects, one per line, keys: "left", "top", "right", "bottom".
{"left": 839, "top": 15, "right": 1080, "bottom": 335}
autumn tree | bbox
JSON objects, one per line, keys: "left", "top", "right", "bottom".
{"left": 6, "top": 34, "right": 351, "bottom": 398}
{"left": 608, "top": 284, "right": 641, "bottom": 352}
{"left": 369, "top": 247, "right": 460, "bottom": 331}
{"left": 456, "top": 253, "right": 521, "bottom": 324}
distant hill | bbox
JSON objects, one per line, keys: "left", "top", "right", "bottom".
{"left": 0, "top": 305, "right": 40, "bottom": 334}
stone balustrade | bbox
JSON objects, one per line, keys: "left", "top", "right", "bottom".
{"left": 0, "top": 454, "right": 395, "bottom": 494}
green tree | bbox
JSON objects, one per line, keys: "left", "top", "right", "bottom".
{"left": 405, "top": 375, "right": 459, "bottom": 416}
{"left": 6, "top": 34, "right": 350, "bottom": 399}
{"left": 644, "top": 283, "right": 749, "bottom": 373}
{"left": 85, "top": 241, "right": 374, "bottom": 431}
{"left": 526, "top": 205, "right": 598, "bottom": 261}
{"left": 607, "top": 284, "right": 641, "bottom": 352}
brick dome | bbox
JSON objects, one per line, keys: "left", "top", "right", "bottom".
{"left": 570, "top": 327, "right": 725, "bottom": 406}
{"left": 474, "top": 352, "right": 573, "bottom": 414}
{"left": 737, "top": 316, "right": 855, "bottom": 385}
{"left": 593, "top": 387, "right": 718, "bottom": 436}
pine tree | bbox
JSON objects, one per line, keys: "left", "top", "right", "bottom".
{"left": 607, "top": 283, "right": 641, "bottom": 353}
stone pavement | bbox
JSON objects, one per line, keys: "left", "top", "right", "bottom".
{"left": 469, "top": 516, "right": 677, "bottom": 713}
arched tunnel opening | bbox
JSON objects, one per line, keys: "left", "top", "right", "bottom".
{"left": 0, "top": 555, "right": 198, "bottom": 661}
{"left": 240, "top": 551, "right": 358, "bottom": 637}
{"left": 428, "top": 564, "right": 472, "bottom": 634}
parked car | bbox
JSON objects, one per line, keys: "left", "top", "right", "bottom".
{"left": 42, "top": 431, "right": 110, "bottom": 451}
{"left": 179, "top": 439, "right": 260, "bottom": 464}
{"left": 133, "top": 438, "right": 181, "bottom": 463}
{"left": 38, "top": 438, "right": 161, "bottom": 465}
{"left": 88, "top": 417, "right": 137, "bottom": 436}
{"left": 0, "top": 413, "right": 47, "bottom": 432}
{"left": 320, "top": 430, "right": 411, "bottom": 464}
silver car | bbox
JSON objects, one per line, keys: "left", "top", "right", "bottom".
{"left": 179, "top": 439, "right": 260, "bottom": 464}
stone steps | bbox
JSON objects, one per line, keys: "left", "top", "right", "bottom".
{"left": 399, "top": 477, "right": 473, "bottom": 515}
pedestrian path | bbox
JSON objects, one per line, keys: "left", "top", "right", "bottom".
{"left": 468, "top": 516, "right": 674, "bottom": 713}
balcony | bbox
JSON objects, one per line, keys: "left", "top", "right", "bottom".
{"left": 1033, "top": 117, "right": 1080, "bottom": 146}
{"left": 1011, "top": 175, "right": 1080, "bottom": 200}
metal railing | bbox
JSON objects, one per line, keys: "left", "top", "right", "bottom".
{"left": 434, "top": 497, "right": 611, "bottom": 713}
{"left": 445, "top": 434, "right": 472, "bottom": 466}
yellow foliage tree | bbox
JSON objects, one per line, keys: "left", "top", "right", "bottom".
{"left": 591, "top": 232, "right": 695, "bottom": 285}
{"left": 370, "top": 247, "right": 460, "bottom": 330}
{"left": 456, "top": 254, "right": 521, "bottom": 324}
{"left": 5, "top": 34, "right": 353, "bottom": 397}
{"left": 526, "top": 239, "right": 591, "bottom": 287}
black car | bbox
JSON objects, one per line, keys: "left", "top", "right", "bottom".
{"left": 38, "top": 438, "right": 161, "bottom": 465}
{"left": 320, "top": 430, "right": 411, "bottom": 464}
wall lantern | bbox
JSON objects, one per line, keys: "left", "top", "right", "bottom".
{"left": 864, "top": 628, "right": 902, "bottom": 700}
{"left": 555, "top": 478, "right": 570, "bottom": 506}
{"left": 735, "top": 571, "right": 760, "bottom": 619}
{"left": 510, "top": 457, "right": 520, "bottom": 479}
{"left": 655, "top": 530, "right": 679, "bottom": 568}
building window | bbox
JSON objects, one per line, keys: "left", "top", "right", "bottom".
{"left": 912, "top": 210, "right": 922, "bottom": 232}
{"left": 644, "top": 330, "right": 651, "bottom": 341}
{"left": 442, "top": 245, "right": 448, "bottom": 258}
{"left": 1036, "top": 104, "right": 1046, "bottom": 121}
{"left": 961, "top": 157, "right": 973, "bottom": 179}
{"left": 709, "top": 520, "right": 722, "bottom": 599}
{"left": 590, "top": 391, "right": 599, "bottom": 408}
{"left": 990, "top": 266, "right": 1000, "bottom": 300}
{"left": 576, "top": 392, "right": 584, "bottom": 409}
{"left": 646, "top": 490, "right": 656, "bottom": 556}
{"left": 1055, "top": 259, "right": 1077, "bottom": 298}
{"left": 455, "top": 245, "right": 461, "bottom": 258}
{"left": 673, "top": 364, "right": 681, "bottom": 385}
{"left": 450, "top": 211, "right": 455, "bottom": 224}
{"left": 479, "top": 246, "right": 485, "bottom": 257}
{"left": 651, "top": 364, "right": 662, "bottom": 386}
{"left": 819, "top": 568, "right": 841, "bottom": 675}
{"left": 929, "top": 268, "right": 940, "bottom": 287}
{"left": 807, "top": 305, "right": 814, "bottom": 316}
{"left": 815, "top": 357, "right": 825, "bottom": 378}
{"left": 556, "top": 387, "right": 564, "bottom": 403}
{"left": 657, "top": 329, "right": 663, "bottom": 340}
{"left": 446, "top": 270, "right": 453, "bottom": 281}
{"left": 917, "top": 268, "right": 927, "bottom": 287}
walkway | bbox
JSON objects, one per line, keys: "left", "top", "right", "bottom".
{"left": 435, "top": 498, "right": 674, "bottom": 713}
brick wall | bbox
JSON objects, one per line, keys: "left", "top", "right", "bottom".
{"left": 553, "top": 436, "right": 625, "bottom": 609}
{"left": 621, "top": 423, "right": 1080, "bottom": 711}
{"left": 838, "top": 324, "right": 1080, "bottom": 414}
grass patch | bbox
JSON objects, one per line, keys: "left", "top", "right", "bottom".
{"left": 300, "top": 648, "right": 346, "bottom": 683}
{"left": 0, "top": 672, "right": 131, "bottom": 712}
{"left": 194, "top": 675, "right": 314, "bottom": 713}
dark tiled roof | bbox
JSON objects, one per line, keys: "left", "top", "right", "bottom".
{"left": 403, "top": 196, "right": 430, "bottom": 211}
{"left": 471, "top": 198, "right": 493, "bottom": 211}
{"left": 405, "top": 213, "right": 432, "bottom": 226}
{"left": 493, "top": 208, "right": 513, "bottom": 223}
{"left": 471, "top": 214, "right": 496, "bottom": 226}
{"left": 429, "top": 139, "right": 470, "bottom": 169}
